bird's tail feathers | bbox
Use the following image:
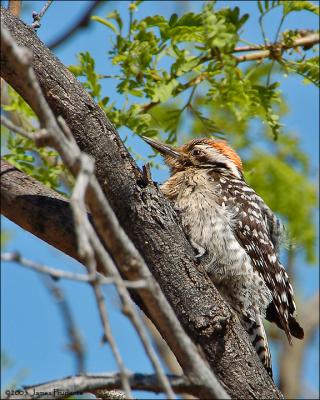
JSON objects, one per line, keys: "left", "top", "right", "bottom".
{"left": 241, "top": 315, "right": 273, "bottom": 378}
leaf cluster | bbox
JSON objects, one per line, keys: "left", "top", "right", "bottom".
{"left": 2, "top": 87, "right": 71, "bottom": 194}
{"left": 69, "top": 1, "right": 318, "bottom": 145}
{"left": 257, "top": 0, "right": 319, "bottom": 17}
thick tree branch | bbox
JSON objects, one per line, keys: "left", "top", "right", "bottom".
{"left": 1, "top": 7, "right": 283, "bottom": 398}
{"left": 1, "top": 159, "right": 79, "bottom": 259}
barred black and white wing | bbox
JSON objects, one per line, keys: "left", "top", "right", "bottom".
{"left": 259, "top": 201, "right": 285, "bottom": 255}
{"left": 222, "top": 176, "right": 304, "bottom": 343}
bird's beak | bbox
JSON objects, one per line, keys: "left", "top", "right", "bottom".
{"left": 142, "top": 136, "right": 181, "bottom": 158}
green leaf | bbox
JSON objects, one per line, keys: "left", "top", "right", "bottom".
{"left": 283, "top": 57, "right": 320, "bottom": 87}
{"left": 171, "top": 56, "right": 200, "bottom": 77}
{"left": 163, "top": 109, "right": 182, "bottom": 138}
{"left": 144, "top": 15, "right": 168, "bottom": 26}
{"left": 257, "top": 1, "right": 264, "bottom": 14}
{"left": 150, "top": 79, "right": 179, "bottom": 103}
{"left": 189, "top": 107, "right": 220, "bottom": 134}
{"left": 257, "top": 0, "right": 282, "bottom": 15}
{"left": 170, "top": 26, "right": 204, "bottom": 43}
{"left": 106, "top": 10, "right": 123, "bottom": 31}
{"left": 169, "top": 13, "right": 178, "bottom": 26}
{"left": 281, "top": 0, "right": 320, "bottom": 16}
{"left": 68, "top": 65, "right": 83, "bottom": 76}
{"left": 91, "top": 16, "right": 119, "bottom": 34}
{"left": 253, "top": 83, "right": 282, "bottom": 139}
{"left": 174, "top": 12, "right": 202, "bottom": 27}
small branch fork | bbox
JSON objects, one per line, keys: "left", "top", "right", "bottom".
{"left": 1, "top": 24, "right": 229, "bottom": 400}
{"left": 0, "top": 251, "right": 146, "bottom": 288}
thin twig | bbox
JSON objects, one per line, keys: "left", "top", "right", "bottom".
{"left": 31, "top": 0, "right": 53, "bottom": 30}
{"left": 1, "top": 114, "right": 34, "bottom": 139}
{"left": 266, "top": 14, "right": 286, "bottom": 86}
{"left": 233, "top": 44, "right": 264, "bottom": 52}
{"left": 1, "top": 252, "right": 147, "bottom": 288}
{"left": 236, "top": 33, "right": 320, "bottom": 63}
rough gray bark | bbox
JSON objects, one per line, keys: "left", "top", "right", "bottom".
{"left": 1, "top": 160, "right": 78, "bottom": 259}
{"left": 1, "top": 7, "right": 283, "bottom": 399}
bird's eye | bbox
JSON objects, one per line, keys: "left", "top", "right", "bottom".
{"left": 192, "top": 149, "right": 202, "bottom": 156}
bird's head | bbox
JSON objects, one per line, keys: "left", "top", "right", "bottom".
{"left": 143, "top": 137, "right": 243, "bottom": 179}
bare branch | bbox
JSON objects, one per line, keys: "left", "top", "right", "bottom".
{"left": 1, "top": 114, "right": 36, "bottom": 140}
{"left": 31, "top": 0, "right": 53, "bottom": 30}
{"left": 0, "top": 252, "right": 147, "bottom": 288}
{"left": 4, "top": 373, "right": 197, "bottom": 400}
{"left": 235, "top": 33, "right": 320, "bottom": 62}
{"left": 233, "top": 44, "right": 264, "bottom": 52}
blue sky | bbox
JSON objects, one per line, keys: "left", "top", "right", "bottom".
{"left": 1, "top": 1, "right": 319, "bottom": 398}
